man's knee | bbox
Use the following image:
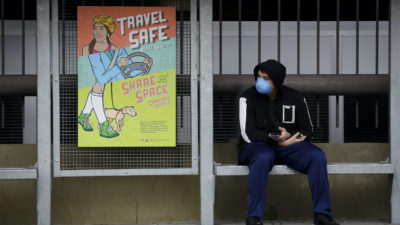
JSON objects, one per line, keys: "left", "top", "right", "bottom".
{"left": 310, "top": 147, "right": 327, "bottom": 164}
{"left": 251, "top": 151, "right": 275, "bottom": 168}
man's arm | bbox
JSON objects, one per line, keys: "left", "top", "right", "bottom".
{"left": 238, "top": 97, "right": 269, "bottom": 143}
{"left": 295, "top": 96, "right": 313, "bottom": 139}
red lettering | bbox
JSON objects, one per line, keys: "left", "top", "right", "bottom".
{"left": 150, "top": 76, "right": 156, "bottom": 86}
{"left": 162, "top": 84, "right": 168, "bottom": 94}
{"left": 150, "top": 87, "right": 156, "bottom": 97}
{"left": 136, "top": 91, "right": 143, "bottom": 103}
{"left": 143, "top": 89, "right": 149, "bottom": 98}
{"left": 129, "top": 80, "right": 135, "bottom": 90}
{"left": 122, "top": 82, "right": 129, "bottom": 95}
{"left": 156, "top": 86, "right": 162, "bottom": 95}
{"left": 136, "top": 79, "right": 142, "bottom": 89}
{"left": 143, "top": 77, "right": 149, "bottom": 87}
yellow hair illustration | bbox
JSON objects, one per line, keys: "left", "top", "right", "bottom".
{"left": 92, "top": 14, "right": 116, "bottom": 34}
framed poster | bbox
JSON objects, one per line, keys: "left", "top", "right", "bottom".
{"left": 77, "top": 6, "right": 176, "bottom": 147}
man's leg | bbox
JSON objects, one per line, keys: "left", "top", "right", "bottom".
{"left": 276, "top": 142, "right": 332, "bottom": 216}
{"left": 239, "top": 142, "right": 276, "bottom": 219}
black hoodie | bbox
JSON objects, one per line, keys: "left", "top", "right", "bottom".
{"left": 237, "top": 60, "right": 313, "bottom": 152}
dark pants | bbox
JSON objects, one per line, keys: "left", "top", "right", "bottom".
{"left": 239, "top": 141, "right": 332, "bottom": 219}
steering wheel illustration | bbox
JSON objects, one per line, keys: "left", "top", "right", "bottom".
{"left": 121, "top": 52, "right": 153, "bottom": 79}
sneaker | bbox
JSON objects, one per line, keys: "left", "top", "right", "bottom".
{"left": 78, "top": 112, "right": 93, "bottom": 131}
{"left": 99, "top": 120, "right": 119, "bottom": 138}
{"left": 246, "top": 216, "right": 263, "bottom": 225}
{"left": 314, "top": 213, "right": 340, "bottom": 225}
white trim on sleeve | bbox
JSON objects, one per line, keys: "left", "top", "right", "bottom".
{"left": 239, "top": 97, "right": 251, "bottom": 143}
{"left": 304, "top": 98, "right": 313, "bottom": 132}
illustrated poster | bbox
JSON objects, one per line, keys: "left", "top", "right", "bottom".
{"left": 77, "top": 6, "right": 176, "bottom": 147}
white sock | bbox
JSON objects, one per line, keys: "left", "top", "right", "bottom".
{"left": 82, "top": 91, "right": 93, "bottom": 114}
{"left": 91, "top": 92, "right": 106, "bottom": 124}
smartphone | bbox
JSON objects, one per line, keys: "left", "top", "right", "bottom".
{"left": 268, "top": 132, "right": 281, "bottom": 138}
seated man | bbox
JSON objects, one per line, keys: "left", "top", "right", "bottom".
{"left": 237, "top": 59, "right": 339, "bottom": 225}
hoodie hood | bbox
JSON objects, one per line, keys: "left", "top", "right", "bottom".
{"left": 253, "top": 59, "right": 286, "bottom": 88}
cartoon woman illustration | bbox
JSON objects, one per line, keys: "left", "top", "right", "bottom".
{"left": 78, "top": 14, "right": 153, "bottom": 138}
{"left": 78, "top": 15, "right": 120, "bottom": 138}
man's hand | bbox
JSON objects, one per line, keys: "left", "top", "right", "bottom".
{"left": 269, "top": 127, "right": 291, "bottom": 142}
{"left": 277, "top": 132, "right": 307, "bottom": 147}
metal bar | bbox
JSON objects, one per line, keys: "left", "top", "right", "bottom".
{"left": 356, "top": 0, "right": 359, "bottom": 74}
{"left": 376, "top": 0, "right": 380, "bottom": 74}
{"left": 180, "top": 0, "right": 184, "bottom": 74}
{"left": 317, "top": 0, "right": 320, "bottom": 74}
{"left": 37, "top": 0, "right": 52, "bottom": 224}
{"left": 317, "top": 96, "right": 320, "bottom": 129}
{"left": 278, "top": 0, "right": 281, "bottom": 61}
{"left": 21, "top": 98, "right": 24, "bottom": 128}
{"left": 62, "top": 0, "right": 65, "bottom": 75}
{"left": 213, "top": 74, "right": 390, "bottom": 95}
{"left": 1, "top": 74, "right": 390, "bottom": 96}
{"left": 52, "top": 0, "right": 61, "bottom": 177}
{"left": 219, "top": 0, "right": 222, "bottom": 74}
{"left": 0, "top": 168, "right": 38, "bottom": 180}
{"left": 0, "top": 75, "right": 37, "bottom": 96}
{"left": 258, "top": 0, "right": 261, "bottom": 63}
{"left": 238, "top": 0, "right": 242, "bottom": 74}
{"left": 336, "top": 0, "right": 340, "bottom": 75}
{"left": 190, "top": 0, "right": 199, "bottom": 175}
{"left": 336, "top": 95, "right": 339, "bottom": 128}
{"left": 297, "top": 0, "right": 300, "bottom": 74}
{"left": 218, "top": 95, "right": 222, "bottom": 128}
{"left": 22, "top": 0, "right": 25, "bottom": 75}
{"left": 389, "top": 0, "right": 391, "bottom": 75}
{"left": 375, "top": 100, "right": 379, "bottom": 128}
{"left": 1, "top": 0, "right": 4, "bottom": 75}
{"left": 58, "top": 168, "right": 198, "bottom": 177}
{"left": 1, "top": 99, "right": 4, "bottom": 128}
{"left": 356, "top": 101, "right": 359, "bottom": 128}
{"left": 179, "top": 95, "right": 184, "bottom": 128}
{"left": 199, "top": 0, "right": 214, "bottom": 224}
{"left": 391, "top": 0, "right": 400, "bottom": 222}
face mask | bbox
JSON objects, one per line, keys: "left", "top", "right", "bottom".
{"left": 255, "top": 77, "right": 272, "bottom": 94}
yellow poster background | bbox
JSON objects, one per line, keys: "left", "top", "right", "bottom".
{"left": 78, "top": 69, "right": 176, "bottom": 147}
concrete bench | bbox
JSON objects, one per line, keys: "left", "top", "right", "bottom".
{"left": 214, "top": 162, "right": 395, "bottom": 176}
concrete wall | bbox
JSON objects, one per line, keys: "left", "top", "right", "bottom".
{"left": 0, "top": 143, "right": 391, "bottom": 224}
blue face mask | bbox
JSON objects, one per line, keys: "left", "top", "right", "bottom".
{"left": 255, "top": 77, "right": 272, "bottom": 94}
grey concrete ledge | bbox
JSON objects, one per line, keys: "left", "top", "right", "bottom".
{"left": 214, "top": 163, "right": 395, "bottom": 176}
{"left": 0, "top": 167, "right": 37, "bottom": 180}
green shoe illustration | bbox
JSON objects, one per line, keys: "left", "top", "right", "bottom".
{"left": 99, "top": 120, "right": 119, "bottom": 138}
{"left": 78, "top": 112, "right": 93, "bottom": 131}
